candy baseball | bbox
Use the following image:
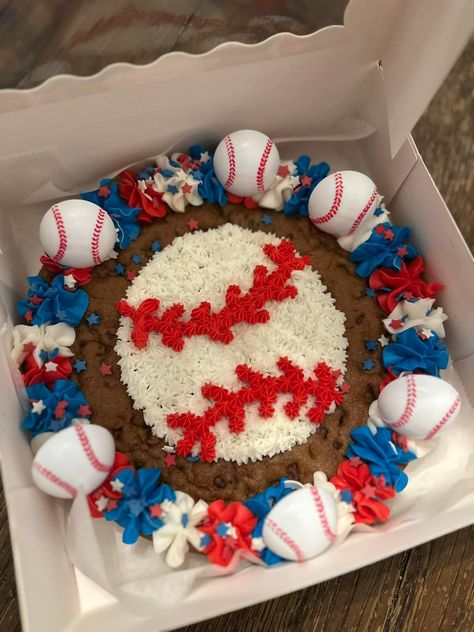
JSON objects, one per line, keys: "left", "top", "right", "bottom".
{"left": 262, "top": 486, "right": 337, "bottom": 561}
{"left": 378, "top": 374, "right": 461, "bottom": 440}
{"left": 40, "top": 199, "right": 116, "bottom": 268}
{"left": 213, "top": 130, "right": 280, "bottom": 197}
{"left": 32, "top": 425, "right": 115, "bottom": 499}
{"left": 309, "top": 171, "right": 379, "bottom": 237}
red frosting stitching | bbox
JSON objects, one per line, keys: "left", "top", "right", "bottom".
{"left": 309, "top": 485, "right": 335, "bottom": 541}
{"left": 312, "top": 171, "right": 343, "bottom": 225}
{"left": 265, "top": 517, "right": 305, "bottom": 561}
{"left": 256, "top": 138, "right": 274, "bottom": 192}
{"left": 91, "top": 208, "right": 106, "bottom": 265}
{"left": 425, "top": 394, "right": 461, "bottom": 440}
{"left": 348, "top": 186, "right": 378, "bottom": 234}
{"left": 224, "top": 135, "right": 236, "bottom": 190}
{"left": 32, "top": 461, "right": 77, "bottom": 497}
{"left": 389, "top": 374, "right": 416, "bottom": 429}
{"left": 75, "top": 425, "right": 111, "bottom": 473}
{"left": 117, "top": 240, "right": 310, "bottom": 352}
{"left": 52, "top": 205, "right": 67, "bottom": 263}
{"left": 166, "top": 358, "right": 344, "bottom": 462}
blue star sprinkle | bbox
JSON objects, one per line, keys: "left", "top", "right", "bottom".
{"left": 374, "top": 207, "right": 384, "bottom": 217}
{"left": 186, "top": 455, "right": 200, "bottom": 462}
{"left": 167, "top": 184, "right": 179, "bottom": 195}
{"left": 200, "top": 533, "right": 212, "bottom": 548}
{"left": 216, "top": 522, "right": 229, "bottom": 537}
{"left": 86, "top": 313, "right": 101, "bottom": 326}
{"left": 181, "top": 514, "right": 189, "bottom": 528}
{"left": 365, "top": 288, "right": 376, "bottom": 297}
{"left": 362, "top": 358, "right": 376, "bottom": 371}
{"left": 56, "top": 310, "right": 68, "bottom": 321}
{"left": 262, "top": 214, "right": 272, "bottom": 225}
{"left": 365, "top": 340, "right": 378, "bottom": 352}
{"left": 340, "top": 490, "right": 353, "bottom": 503}
{"left": 115, "top": 263, "right": 125, "bottom": 276}
{"left": 73, "top": 359, "right": 87, "bottom": 373}
{"left": 151, "top": 240, "right": 161, "bottom": 253}
{"left": 132, "top": 254, "right": 142, "bottom": 265}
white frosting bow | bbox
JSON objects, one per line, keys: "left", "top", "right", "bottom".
{"left": 256, "top": 160, "right": 299, "bottom": 211}
{"left": 11, "top": 323, "right": 76, "bottom": 366}
{"left": 383, "top": 298, "right": 447, "bottom": 338}
{"left": 311, "top": 471, "right": 355, "bottom": 539}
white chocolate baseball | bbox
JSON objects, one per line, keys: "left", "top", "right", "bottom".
{"left": 309, "top": 171, "right": 379, "bottom": 237}
{"left": 39, "top": 199, "right": 117, "bottom": 268}
{"left": 31, "top": 425, "right": 115, "bottom": 499}
{"left": 262, "top": 486, "right": 337, "bottom": 561}
{"left": 378, "top": 374, "right": 461, "bottom": 440}
{"left": 213, "top": 130, "right": 280, "bottom": 197}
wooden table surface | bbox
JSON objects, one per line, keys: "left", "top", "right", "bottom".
{"left": 0, "top": 2, "right": 472, "bottom": 631}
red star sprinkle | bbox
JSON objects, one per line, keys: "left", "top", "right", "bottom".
{"left": 397, "top": 246, "right": 408, "bottom": 257}
{"left": 23, "top": 342, "right": 36, "bottom": 355}
{"left": 29, "top": 295, "right": 43, "bottom": 306}
{"left": 361, "top": 483, "right": 378, "bottom": 499}
{"left": 165, "top": 453, "right": 177, "bottom": 468}
{"left": 349, "top": 456, "right": 362, "bottom": 467}
{"left": 54, "top": 400, "right": 68, "bottom": 419}
{"left": 127, "top": 271, "right": 136, "bottom": 281}
{"left": 418, "top": 331, "right": 428, "bottom": 340}
{"left": 149, "top": 503, "right": 163, "bottom": 518}
{"left": 340, "top": 382, "right": 351, "bottom": 394}
{"left": 277, "top": 164, "right": 291, "bottom": 177}
{"left": 300, "top": 175, "right": 313, "bottom": 187}
{"left": 331, "top": 369, "right": 343, "bottom": 379}
{"left": 99, "top": 363, "right": 113, "bottom": 376}
{"left": 374, "top": 225, "right": 386, "bottom": 235}
{"left": 389, "top": 318, "right": 404, "bottom": 330}
{"left": 25, "top": 310, "right": 33, "bottom": 322}
{"left": 98, "top": 185, "right": 111, "bottom": 198}
{"left": 383, "top": 229, "right": 395, "bottom": 241}
{"left": 403, "top": 291, "right": 414, "bottom": 300}
{"left": 77, "top": 404, "right": 91, "bottom": 417}
{"left": 181, "top": 182, "right": 193, "bottom": 194}
{"left": 107, "top": 499, "right": 119, "bottom": 511}
{"left": 187, "top": 218, "right": 199, "bottom": 231}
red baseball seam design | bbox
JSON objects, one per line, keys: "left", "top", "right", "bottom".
{"left": 348, "top": 186, "right": 378, "bottom": 234}
{"left": 91, "top": 208, "right": 106, "bottom": 265}
{"left": 425, "top": 395, "right": 461, "bottom": 440}
{"left": 75, "top": 425, "right": 111, "bottom": 472}
{"left": 389, "top": 374, "right": 417, "bottom": 429}
{"left": 224, "top": 135, "right": 236, "bottom": 190}
{"left": 309, "top": 486, "right": 336, "bottom": 541}
{"left": 32, "top": 461, "right": 77, "bottom": 497}
{"left": 256, "top": 138, "right": 274, "bottom": 192}
{"left": 311, "top": 171, "right": 343, "bottom": 225}
{"left": 265, "top": 517, "right": 305, "bottom": 561}
{"left": 51, "top": 205, "right": 68, "bottom": 263}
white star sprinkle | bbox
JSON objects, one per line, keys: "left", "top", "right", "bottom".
{"left": 421, "top": 328, "right": 433, "bottom": 338}
{"left": 251, "top": 537, "right": 265, "bottom": 552}
{"left": 288, "top": 175, "right": 300, "bottom": 188}
{"left": 63, "top": 274, "right": 77, "bottom": 289}
{"left": 200, "top": 151, "right": 210, "bottom": 163}
{"left": 110, "top": 478, "right": 124, "bottom": 492}
{"left": 44, "top": 361, "right": 57, "bottom": 372}
{"left": 31, "top": 400, "right": 46, "bottom": 414}
{"left": 95, "top": 495, "right": 110, "bottom": 512}
{"left": 162, "top": 445, "right": 176, "bottom": 453}
{"left": 378, "top": 334, "right": 390, "bottom": 347}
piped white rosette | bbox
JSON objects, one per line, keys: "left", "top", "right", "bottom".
{"left": 149, "top": 154, "right": 203, "bottom": 213}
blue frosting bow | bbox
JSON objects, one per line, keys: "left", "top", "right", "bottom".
{"left": 189, "top": 144, "right": 228, "bottom": 206}
{"left": 17, "top": 275, "right": 88, "bottom": 327}
{"left": 347, "top": 427, "right": 416, "bottom": 492}
{"left": 81, "top": 179, "right": 141, "bottom": 249}
{"left": 244, "top": 478, "right": 294, "bottom": 565}
{"left": 284, "top": 156, "right": 330, "bottom": 217}
{"left": 104, "top": 467, "right": 176, "bottom": 544}
{"left": 383, "top": 328, "right": 449, "bottom": 377}
{"left": 23, "top": 379, "right": 90, "bottom": 436}
{"left": 350, "top": 223, "right": 419, "bottom": 277}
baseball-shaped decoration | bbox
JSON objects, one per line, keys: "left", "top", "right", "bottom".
{"left": 213, "top": 130, "right": 280, "bottom": 197}
{"left": 39, "top": 199, "right": 116, "bottom": 268}
{"left": 31, "top": 424, "right": 115, "bottom": 499}
{"left": 309, "top": 170, "right": 379, "bottom": 237}
{"left": 378, "top": 374, "right": 461, "bottom": 440}
{"left": 262, "top": 486, "right": 337, "bottom": 561}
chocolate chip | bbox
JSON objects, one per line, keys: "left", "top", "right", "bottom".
{"left": 320, "top": 427, "right": 328, "bottom": 439}
{"left": 214, "top": 476, "right": 226, "bottom": 489}
{"left": 356, "top": 314, "right": 365, "bottom": 325}
{"left": 333, "top": 441, "right": 342, "bottom": 450}
{"left": 338, "top": 414, "right": 345, "bottom": 427}
{"left": 287, "top": 463, "right": 299, "bottom": 479}
{"left": 112, "top": 427, "right": 122, "bottom": 441}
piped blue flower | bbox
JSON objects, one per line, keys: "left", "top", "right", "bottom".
{"left": 81, "top": 179, "right": 141, "bottom": 249}
{"left": 284, "top": 156, "right": 330, "bottom": 217}
{"left": 17, "top": 275, "right": 88, "bottom": 327}
{"left": 347, "top": 427, "right": 416, "bottom": 492}
{"left": 350, "top": 223, "right": 419, "bottom": 277}
{"left": 189, "top": 145, "right": 228, "bottom": 206}
{"left": 23, "top": 380, "right": 90, "bottom": 436}
{"left": 383, "top": 328, "right": 449, "bottom": 377}
{"left": 104, "top": 467, "right": 176, "bottom": 544}
{"left": 244, "top": 478, "right": 294, "bottom": 565}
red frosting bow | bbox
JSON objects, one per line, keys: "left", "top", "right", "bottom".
{"left": 87, "top": 451, "right": 130, "bottom": 518}
{"left": 331, "top": 459, "right": 395, "bottom": 524}
{"left": 368, "top": 257, "right": 443, "bottom": 314}
{"left": 198, "top": 500, "right": 258, "bottom": 566}
{"left": 40, "top": 254, "right": 93, "bottom": 286}
{"left": 118, "top": 170, "right": 168, "bottom": 222}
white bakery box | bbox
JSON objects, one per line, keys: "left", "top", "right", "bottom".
{"left": 1, "top": 1, "right": 473, "bottom": 630}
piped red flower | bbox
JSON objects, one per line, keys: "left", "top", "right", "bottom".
{"left": 198, "top": 500, "right": 258, "bottom": 566}
{"left": 87, "top": 451, "right": 130, "bottom": 518}
{"left": 21, "top": 353, "right": 72, "bottom": 387}
{"left": 368, "top": 257, "right": 443, "bottom": 314}
{"left": 379, "top": 367, "right": 398, "bottom": 391}
{"left": 118, "top": 170, "right": 168, "bottom": 222}
{"left": 331, "top": 458, "right": 396, "bottom": 524}
{"left": 40, "top": 254, "right": 93, "bottom": 286}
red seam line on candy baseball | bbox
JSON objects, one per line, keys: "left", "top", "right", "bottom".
{"left": 266, "top": 517, "right": 305, "bottom": 561}
{"left": 348, "top": 186, "right": 378, "bottom": 235}
{"left": 91, "top": 208, "right": 106, "bottom": 265}
{"left": 256, "top": 138, "right": 274, "bottom": 192}
{"left": 424, "top": 394, "right": 461, "bottom": 440}
{"left": 309, "top": 486, "right": 335, "bottom": 541}
{"left": 312, "top": 171, "right": 343, "bottom": 225}
{"left": 75, "top": 425, "right": 110, "bottom": 472}
{"left": 390, "top": 374, "right": 416, "bottom": 429}
{"left": 52, "top": 205, "right": 68, "bottom": 263}
{"left": 224, "top": 135, "right": 236, "bottom": 190}
{"left": 32, "top": 461, "right": 77, "bottom": 497}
